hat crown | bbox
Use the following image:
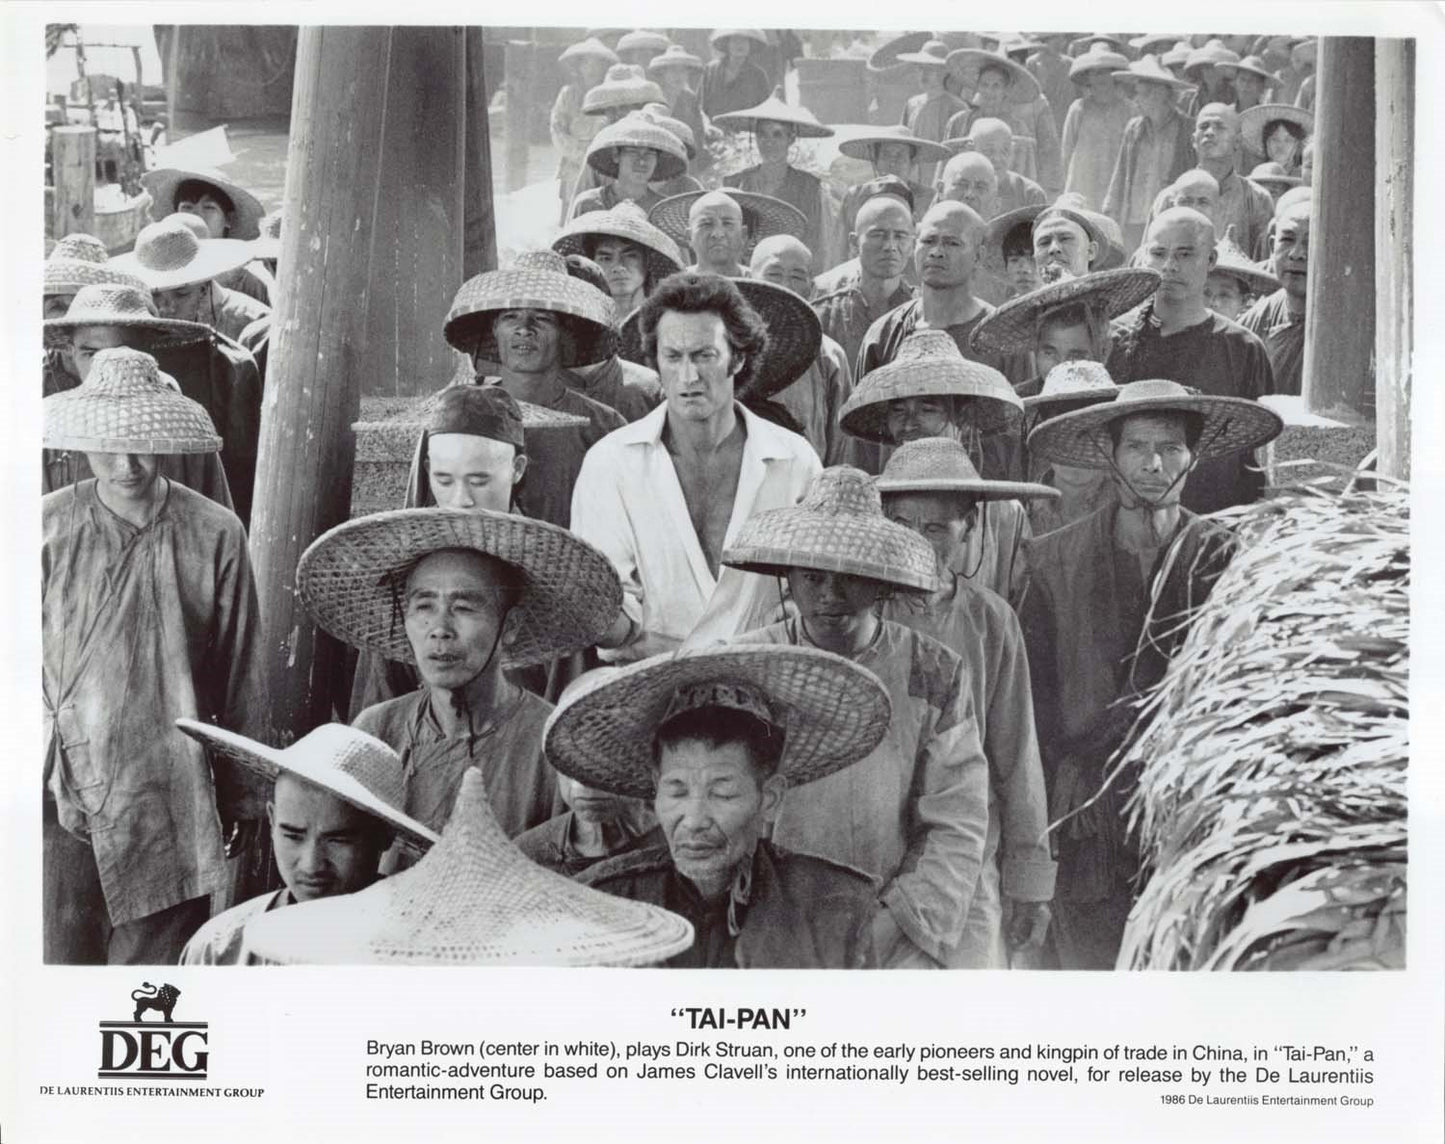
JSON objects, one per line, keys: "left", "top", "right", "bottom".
{"left": 1040, "top": 360, "right": 1117, "bottom": 398}
{"left": 85, "top": 346, "right": 168, "bottom": 396}
{"left": 604, "top": 63, "right": 645, "bottom": 83}
{"left": 1116, "top": 379, "right": 1199, "bottom": 405}
{"left": 798, "top": 466, "right": 885, "bottom": 518}
{"left": 299, "top": 724, "right": 407, "bottom": 813}
{"left": 51, "top": 234, "right": 109, "bottom": 264}
{"left": 662, "top": 679, "right": 777, "bottom": 729}
{"left": 134, "top": 218, "right": 202, "bottom": 273}
{"left": 894, "top": 328, "right": 965, "bottom": 367}
{"left": 617, "top": 29, "right": 669, "bottom": 52}
{"left": 880, "top": 436, "right": 983, "bottom": 483}
{"left": 512, "top": 250, "right": 570, "bottom": 277}
{"left": 64, "top": 283, "right": 159, "bottom": 322}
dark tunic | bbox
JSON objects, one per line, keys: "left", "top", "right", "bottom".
{"left": 700, "top": 59, "right": 772, "bottom": 118}
{"left": 1105, "top": 299, "right": 1276, "bottom": 514}
{"left": 856, "top": 297, "right": 1033, "bottom": 390}
{"left": 814, "top": 279, "right": 916, "bottom": 378}
{"left": 1238, "top": 288, "right": 1304, "bottom": 398}
{"left": 567, "top": 356, "right": 663, "bottom": 423}
{"left": 724, "top": 164, "right": 826, "bottom": 271}
{"left": 580, "top": 840, "right": 878, "bottom": 968}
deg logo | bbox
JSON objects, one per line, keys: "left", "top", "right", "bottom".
{"left": 98, "top": 982, "right": 210, "bottom": 1080}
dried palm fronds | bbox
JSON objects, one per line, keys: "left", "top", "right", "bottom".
{"left": 1117, "top": 483, "right": 1408, "bottom": 970}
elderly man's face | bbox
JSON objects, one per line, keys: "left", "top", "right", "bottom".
{"left": 855, "top": 199, "right": 915, "bottom": 282}
{"left": 885, "top": 490, "right": 973, "bottom": 570}
{"left": 1171, "top": 179, "right": 1221, "bottom": 227}
{"left": 1143, "top": 216, "right": 1215, "bottom": 304}
{"left": 268, "top": 774, "right": 388, "bottom": 903}
{"left": 85, "top": 451, "right": 161, "bottom": 505}
{"left": 68, "top": 324, "right": 129, "bottom": 380}
{"left": 591, "top": 237, "right": 648, "bottom": 301}
{"left": 969, "top": 128, "right": 1013, "bottom": 176}
{"left": 493, "top": 308, "right": 565, "bottom": 375}
{"left": 427, "top": 433, "right": 524, "bottom": 513}
{"left": 872, "top": 141, "right": 915, "bottom": 180}
{"left": 754, "top": 246, "right": 814, "bottom": 300}
{"left": 1272, "top": 212, "right": 1310, "bottom": 300}
{"left": 654, "top": 736, "right": 780, "bottom": 897}
{"left": 885, "top": 395, "right": 958, "bottom": 444}
{"left": 655, "top": 310, "right": 740, "bottom": 424}
{"left": 916, "top": 211, "right": 981, "bottom": 289}
{"left": 1111, "top": 412, "right": 1192, "bottom": 507}
{"left": 154, "top": 280, "right": 209, "bottom": 324}
{"left": 1033, "top": 216, "right": 1094, "bottom": 282}
{"left": 403, "top": 550, "right": 513, "bottom": 691}
{"left": 754, "top": 121, "right": 795, "bottom": 165}
{"left": 1193, "top": 108, "right": 1239, "bottom": 162}
{"left": 1035, "top": 319, "right": 1097, "bottom": 377}
{"left": 689, "top": 198, "right": 748, "bottom": 270}
{"left": 940, "top": 157, "right": 997, "bottom": 217}
{"left": 177, "top": 190, "right": 230, "bottom": 238}
{"left": 1203, "top": 272, "right": 1247, "bottom": 321}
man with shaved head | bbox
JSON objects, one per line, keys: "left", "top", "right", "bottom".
{"left": 686, "top": 191, "right": 749, "bottom": 276}
{"left": 1106, "top": 207, "right": 1275, "bottom": 512}
{"left": 814, "top": 194, "right": 917, "bottom": 379}
{"left": 1164, "top": 170, "right": 1223, "bottom": 235}
{"left": 1239, "top": 201, "right": 1310, "bottom": 396}
{"left": 938, "top": 151, "right": 1000, "bottom": 221}
{"left": 963, "top": 119, "right": 1046, "bottom": 216}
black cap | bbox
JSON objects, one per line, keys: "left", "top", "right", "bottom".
{"left": 853, "top": 175, "right": 915, "bottom": 213}
{"left": 424, "top": 385, "right": 525, "bottom": 452}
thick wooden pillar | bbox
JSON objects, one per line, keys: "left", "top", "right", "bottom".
{"left": 1374, "top": 39, "right": 1413, "bottom": 481}
{"left": 1302, "top": 37, "right": 1375, "bottom": 421}
{"left": 249, "top": 27, "right": 394, "bottom": 739}
{"left": 51, "top": 126, "right": 96, "bottom": 238}
{"left": 463, "top": 25, "right": 499, "bottom": 278}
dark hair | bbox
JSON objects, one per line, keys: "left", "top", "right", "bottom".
{"left": 637, "top": 272, "right": 769, "bottom": 392}
{"left": 1106, "top": 409, "right": 1205, "bottom": 452}
{"left": 1036, "top": 300, "right": 1108, "bottom": 353}
{"left": 175, "top": 178, "right": 235, "bottom": 220}
{"left": 978, "top": 61, "right": 1012, "bottom": 85}
{"left": 1001, "top": 222, "right": 1034, "bottom": 261}
{"left": 560, "top": 252, "right": 609, "bottom": 294}
{"left": 1263, "top": 118, "right": 1307, "bottom": 144}
{"left": 580, "top": 236, "right": 661, "bottom": 294}
{"left": 652, "top": 705, "right": 784, "bottom": 783}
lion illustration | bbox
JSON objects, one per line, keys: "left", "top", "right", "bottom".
{"left": 131, "top": 982, "right": 182, "bottom": 1023}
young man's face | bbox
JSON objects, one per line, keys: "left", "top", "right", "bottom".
{"left": 854, "top": 200, "right": 915, "bottom": 282}
{"left": 885, "top": 491, "right": 973, "bottom": 569}
{"left": 1084, "top": 73, "right": 1117, "bottom": 99}
{"left": 177, "top": 190, "right": 231, "bottom": 237}
{"left": 916, "top": 211, "right": 981, "bottom": 289}
{"left": 1034, "top": 319, "right": 1096, "bottom": 377}
{"left": 403, "top": 550, "right": 513, "bottom": 691}
{"left": 615, "top": 146, "right": 659, "bottom": 188}
{"left": 1272, "top": 212, "right": 1310, "bottom": 300}
{"left": 1111, "top": 413, "right": 1192, "bottom": 506}
{"left": 655, "top": 309, "right": 740, "bottom": 424}
{"left": 754, "top": 121, "right": 794, "bottom": 165}
{"left": 1004, "top": 252, "right": 1040, "bottom": 295}
{"left": 492, "top": 309, "right": 565, "bottom": 375}
{"left": 1266, "top": 124, "right": 1301, "bottom": 168}
{"left": 427, "top": 433, "right": 524, "bottom": 513}
{"left": 872, "top": 142, "right": 915, "bottom": 181}
{"left": 85, "top": 449, "right": 162, "bottom": 506}
{"left": 1203, "top": 272, "right": 1247, "bottom": 321}
{"left": 591, "top": 237, "right": 648, "bottom": 301}
{"left": 67, "top": 324, "right": 129, "bottom": 380}
{"left": 786, "top": 568, "right": 886, "bottom": 640}
{"left": 1143, "top": 217, "right": 1215, "bottom": 305}
{"left": 886, "top": 395, "right": 958, "bottom": 444}
{"left": 268, "top": 774, "right": 388, "bottom": 903}
{"left": 154, "top": 280, "right": 210, "bottom": 324}
{"left": 1233, "top": 71, "right": 1266, "bottom": 107}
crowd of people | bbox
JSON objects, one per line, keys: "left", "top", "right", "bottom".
{"left": 43, "top": 27, "right": 1319, "bottom": 970}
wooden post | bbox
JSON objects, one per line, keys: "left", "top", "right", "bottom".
{"left": 463, "top": 25, "right": 498, "bottom": 278}
{"left": 1375, "top": 39, "right": 1413, "bottom": 481}
{"left": 1301, "top": 37, "right": 1375, "bottom": 422}
{"left": 51, "top": 126, "right": 96, "bottom": 238}
{"left": 504, "top": 38, "right": 535, "bottom": 192}
{"left": 248, "top": 27, "right": 394, "bottom": 739}
{"left": 363, "top": 26, "right": 467, "bottom": 397}
{"left": 164, "top": 26, "right": 180, "bottom": 132}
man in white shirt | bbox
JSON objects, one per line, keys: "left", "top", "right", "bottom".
{"left": 572, "top": 272, "right": 821, "bottom": 662}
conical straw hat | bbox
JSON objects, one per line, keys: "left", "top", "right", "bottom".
{"left": 582, "top": 64, "right": 666, "bottom": 114}
{"left": 111, "top": 217, "right": 256, "bottom": 291}
{"left": 296, "top": 507, "right": 623, "bottom": 670}
{"left": 709, "top": 29, "right": 769, "bottom": 48}
{"left": 711, "top": 95, "right": 835, "bottom": 139}
{"left": 1022, "top": 359, "right": 1120, "bottom": 413}
{"left": 43, "top": 283, "right": 212, "bottom": 349}
{"left": 1069, "top": 47, "right": 1131, "bottom": 80}
{"left": 648, "top": 188, "right": 807, "bottom": 249}
{"left": 544, "top": 644, "right": 892, "bottom": 800}
{"left": 552, "top": 202, "right": 684, "bottom": 284}
{"left": 970, "top": 267, "right": 1162, "bottom": 356}
{"left": 43, "top": 346, "right": 221, "bottom": 455}
{"left": 723, "top": 466, "right": 940, "bottom": 591}
{"left": 944, "top": 49, "right": 1042, "bottom": 104}
{"left": 174, "top": 720, "right": 439, "bottom": 854}
{"left": 1248, "top": 161, "right": 1302, "bottom": 191}
{"left": 1239, "top": 103, "right": 1314, "bottom": 155}
{"left": 559, "top": 37, "right": 619, "bottom": 68}
{"left": 584, "top": 113, "right": 689, "bottom": 181}
{"left": 242, "top": 769, "right": 695, "bottom": 966}
{"left": 1130, "top": 33, "right": 1183, "bottom": 56}
{"left": 648, "top": 44, "right": 704, "bottom": 73}
{"left": 1026, "top": 379, "right": 1284, "bottom": 470}
{"left": 1184, "top": 40, "right": 1241, "bottom": 78}
{"left": 1112, "top": 53, "right": 1194, "bottom": 90}
{"left": 837, "top": 125, "right": 951, "bottom": 165}
{"left": 838, "top": 330, "right": 1023, "bottom": 444}
{"left": 142, "top": 165, "right": 267, "bottom": 239}
{"left": 44, "top": 235, "right": 149, "bottom": 296}
{"left": 616, "top": 30, "right": 671, "bottom": 55}
{"left": 1210, "top": 233, "right": 1280, "bottom": 296}
{"left": 876, "top": 436, "right": 1059, "bottom": 503}
{"left": 895, "top": 39, "right": 952, "bottom": 68}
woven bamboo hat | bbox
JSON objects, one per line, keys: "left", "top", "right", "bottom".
{"left": 1239, "top": 103, "right": 1314, "bottom": 155}
{"left": 111, "top": 217, "right": 256, "bottom": 291}
{"left": 297, "top": 507, "right": 622, "bottom": 670}
{"left": 174, "top": 719, "right": 439, "bottom": 853}
{"left": 712, "top": 95, "right": 835, "bottom": 140}
{"left": 43, "top": 284, "right": 211, "bottom": 349}
{"left": 1113, "top": 53, "right": 1194, "bottom": 90}
{"left": 44, "top": 235, "right": 148, "bottom": 296}
{"left": 250, "top": 209, "right": 284, "bottom": 261}
{"left": 1249, "top": 161, "right": 1302, "bottom": 192}
{"left": 1022, "top": 360, "right": 1120, "bottom": 415}
{"left": 895, "top": 39, "right": 952, "bottom": 69}
{"left": 970, "top": 267, "right": 1163, "bottom": 356}
{"left": 1210, "top": 233, "right": 1281, "bottom": 296}
{"left": 552, "top": 202, "right": 685, "bottom": 285}
{"left": 617, "top": 30, "right": 671, "bottom": 56}
{"left": 243, "top": 769, "right": 694, "bottom": 966}
{"left": 142, "top": 166, "right": 267, "bottom": 240}
{"left": 617, "top": 276, "right": 820, "bottom": 400}
{"left": 877, "top": 436, "right": 1059, "bottom": 503}
{"left": 838, "top": 125, "right": 951, "bottom": 166}
{"left": 709, "top": 29, "right": 769, "bottom": 49}
{"left": 1026, "top": 378, "right": 1284, "bottom": 469}
{"left": 443, "top": 251, "right": 617, "bottom": 368}
{"left": 1070, "top": 32, "right": 1126, "bottom": 54}
{"left": 867, "top": 32, "right": 931, "bottom": 73}
{"left": 945, "top": 49, "right": 1042, "bottom": 104}
{"left": 1226, "top": 54, "right": 1275, "bottom": 83}
{"left": 649, "top": 188, "right": 807, "bottom": 249}
{"left": 1069, "top": 47, "right": 1131, "bottom": 80}
{"left": 1130, "top": 33, "right": 1182, "bottom": 56}
{"left": 648, "top": 44, "right": 703, "bottom": 73}
{"left": 545, "top": 644, "right": 891, "bottom": 800}
{"left": 640, "top": 104, "right": 697, "bottom": 158}
{"left": 723, "top": 466, "right": 940, "bottom": 592}
{"left": 44, "top": 346, "right": 221, "bottom": 455}
{"left": 583, "top": 113, "right": 689, "bottom": 181}
{"left": 838, "top": 330, "right": 1024, "bottom": 444}
{"left": 559, "top": 37, "right": 619, "bottom": 68}
{"left": 582, "top": 65, "right": 666, "bottom": 115}
{"left": 1184, "top": 40, "right": 1241, "bottom": 79}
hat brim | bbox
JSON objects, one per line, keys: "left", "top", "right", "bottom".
{"left": 296, "top": 508, "right": 624, "bottom": 670}
{"left": 894, "top": 51, "right": 950, "bottom": 68}
{"left": 711, "top": 107, "right": 834, "bottom": 140}
{"left": 722, "top": 505, "right": 940, "bottom": 592}
{"left": 1112, "top": 67, "right": 1193, "bottom": 90}
{"left": 544, "top": 644, "right": 893, "bottom": 800}
{"left": 1239, "top": 104, "right": 1315, "bottom": 156}
{"left": 838, "top": 358, "right": 1024, "bottom": 444}
{"left": 710, "top": 29, "right": 769, "bottom": 47}
{"left": 970, "top": 268, "right": 1163, "bottom": 356}
{"left": 945, "top": 49, "right": 1043, "bottom": 103}
{"left": 44, "top": 381, "right": 222, "bottom": 456}
{"left": 142, "top": 168, "right": 266, "bottom": 240}
{"left": 648, "top": 189, "right": 808, "bottom": 250}
{"left": 876, "top": 473, "right": 1061, "bottom": 502}
{"left": 43, "top": 311, "right": 213, "bottom": 350}
{"left": 173, "top": 719, "right": 439, "bottom": 853}
{"left": 582, "top": 80, "right": 668, "bottom": 115}
{"left": 838, "top": 133, "right": 952, "bottom": 165}
{"left": 1026, "top": 393, "right": 1285, "bottom": 469}
{"left": 551, "top": 227, "right": 682, "bottom": 286}
{"left": 1211, "top": 260, "right": 1281, "bottom": 296}
{"left": 43, "top": 260, "right": 151, "bottom": 297}
{"left": 110, "top": 238, "right": 257, "bottom": 292}
{"left": 867, "top": 32, "right": 932, "bottom": 73}
{"left": 617, "top": 276, "right": 821, "bottom": 400}
{"left": 443, "top": 267, "right": 618, "bottom": 368}
{"left": 648, "top": 53, "right": 703, "bottom": 73}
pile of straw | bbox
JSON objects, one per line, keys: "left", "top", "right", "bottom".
{"left": 1118, "top": 483, "right": 1408, "bottom": 971}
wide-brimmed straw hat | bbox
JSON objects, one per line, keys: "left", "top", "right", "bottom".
{"left": 559, "top": 37, "right": 619, "bottom": 67}
{"left": 1113, "top": 53, "right": 1194, "bottom": 90}
{"left": 1161, "top": 41, "right": 1194, "bottom": 70}
{"left": 867, "top": 32, "right": 932, "bottom": 73}
{"left": 1070, "top": 32, "right": 1125, "bottom": 54}
{"left": 648, "top": 43, "right": 703, "bottom": 73}
{"left": 639, "top": 104, "right": 697, "bottom": 157}
{"left": 1022, "top": 359, "right": 1120, "bottom": 415}
{"left": 895, "top": 39, "right": 952, "bottom": 68}
{"left": 1184, "top": 40, "right": 1241, "bottom": 78}
{"left": 243, "top": 769, "right": 694, "bottom": 966}
{"left": 545, "top": 644, "right": 891, "bottom": 800}
{"left": 1239, "top": 103, "right": 1314, "bottom": 155}
{"left": 250, "top": 209, "right": 283, "bottom": 261}
{"left": 582, "top": 65, "right": 666, "bottom": 115}
{"left": 649, "top": 188, "right": 807, "bottom": 248}
{"left": 838, "top": 125, "right": 951, "bottom": 166}
{"left": 1026, "top": 378, "right": 1284, "bottom": 469}
{"left": 971, "top": 267, "right": 1162, "bottom": 355}
{"left": 712, "top": 95, "right": 835, "bottom": 140}
{"left": 1248, "top": 161, "right": 1302, "bottom": 191}
{"left": 838, "top": 329, "right": 1024, "bottom": 444}
{"left": 709, "top": 29, "right": 769, "bottom": 49}
{"left": 616, "top": 30, "right": 671, "bottom": 56}
{"left": 43, "top": 283, "right": 212, "bottom": 348}
{"left": 945, "top": 48, "right": 1042, "bottom": 103}
{"left": 724, "top": 466, "right": 940, "bottom": 591}
{"left": 111, "top": 217, "right": 256, "bottom": 291}
{"left": 44, "top": 346, "right": 221, "bottom": 455}
{"left": 1070, "top": 47, "right": 1131, "bottom": 80}
{"left": 617, "top": 276, "right": 820, "bottom": 401}
{"left": 583, "top": 113, "right": 689, "bottom": 180}
{"left": 552, "top": 202, "right": 684, "bottom": 284}
{"left": 174, "top": 719, "right": 439, "bottom": 853}
{"left": 1210, "top": 233, "right": 1280, "bottom": 296}
{"left": 44, "top": 235, "right": 148, "bottom": 296}
{"left": 1226, "top": 54, "right": 1275, "bottom": 83}
{"left": 1130, "top": 33, "right": 1182, "bottom": 56}
{"left": 142, "top": 166, "right": 266, "bottom": 240}
{"left": 443, "top": 250, "right": 616, "bottom": 368}
{"left": 877, "top": 436, "right": 1059, "bottom": 503}
{"left": 297, "top": 507, "right": 623, "bottom": 670}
